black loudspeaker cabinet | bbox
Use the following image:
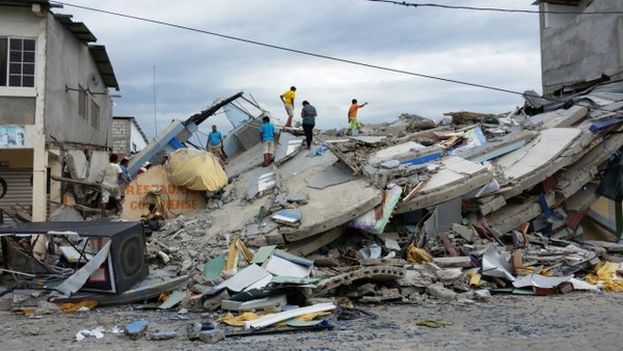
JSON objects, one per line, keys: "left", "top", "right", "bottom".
{"left": 0, "top": 220, "right": 149, "bottom": 294}
{"left": 80, "top": 221, "right": 149, "bottom": 294}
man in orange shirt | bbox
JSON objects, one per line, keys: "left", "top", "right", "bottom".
{"left": 348, "top": 99, "right": 368, "bottom": 135}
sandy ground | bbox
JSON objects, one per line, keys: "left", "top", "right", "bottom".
{"left": 2, "top": 292, "right": 622, "bottom": 351}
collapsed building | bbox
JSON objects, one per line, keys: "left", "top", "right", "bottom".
{"left": 2, "top": 80, "right": 623, "bottom": 341}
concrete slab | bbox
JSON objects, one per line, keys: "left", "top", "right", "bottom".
{"left": 240, "top": 166, "right": 277, "bottom": 199}
{"left": 279, "top": 148, "right": 338, "bottom": 180}
{"left": 225, "top": 142, "right": 263, "bottom": 178}
{"left": 274, "top": 133, "right": 303, "bottom": 165}
{"left": 367, "top": 142, "right": 426, "bottom": 165}
{"left": 282, "top": 178, "right": 381, "bottom": 241}
{"left": 276, "top": 149, "right": 382, "bottom": 242}
{"left": 496, "top": 128, "right": 594, "bottom": 199}
{"left": 305, "top": 160, "right": 355, "bottom": 189}
{"left": 350, "top": 136, "right": 387, "bottom": 145}
{"left": 453, "top": 131, "right": 534, "bottom": 164}
{"left": 397, "top": 157, "right": 493, "bottom": 213}
{"left": 497, "top": 128, "right": 581, "bottom": 183}
{"left": 487, "top": 193, "right": 556, "bottom": 234}
{"left": 286, "top": 227, "right": 344, "bottom": 256}
{"left": 226, "top": 132, "right": 303, "bottom": 178}
{"left": 529, "top": 105, "right": 588, "bottom": 128}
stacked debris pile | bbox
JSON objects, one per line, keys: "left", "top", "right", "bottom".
{"left": 5, "top": 82, "right": 623, "bottom": 343}
{"left": 145, "top": 81, "right": 623, "bottom": 311}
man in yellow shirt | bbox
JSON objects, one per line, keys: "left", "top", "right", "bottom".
{"left": 280, "top": 86, "right": 297, "bottom": 127}
{"left": 348, "top": 99, "right": 368, "bottom": 135}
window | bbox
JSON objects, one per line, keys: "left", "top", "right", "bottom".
{"left": 78, "top": 85, "right": 87, "bottom": 118}
{"left": 132, "top": 142, "right": 137, "bottom": 152}
{"left": 0, "top": 37, "right": 35, "bottom": 88}
{"left": 91, "top": 99, "right": 100, "bottom": 130}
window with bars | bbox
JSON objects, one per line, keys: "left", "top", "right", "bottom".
{"left": 91, "top": 99, "right": 100, "bottom": 130}
{"left": 0, "top": 37, "right": 35, "bottom": 88}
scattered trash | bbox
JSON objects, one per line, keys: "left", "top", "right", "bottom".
{"left": 76, "top": 327, "right": 105, "bottom": 341}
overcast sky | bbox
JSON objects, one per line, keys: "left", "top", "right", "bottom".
{"left": 55, "top": 0, "right": 542, "bottom": 141}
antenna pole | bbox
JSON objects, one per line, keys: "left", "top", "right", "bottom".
{"left": 153, "top": 65, "right": 158, "bottom": 138}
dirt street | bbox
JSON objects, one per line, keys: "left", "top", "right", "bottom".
{"left": 1, "top": 292, "right": 621, "bottom": 351}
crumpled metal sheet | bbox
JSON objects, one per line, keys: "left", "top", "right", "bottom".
{"left": 481, "top": 244, "right": 515, "bottom": 281}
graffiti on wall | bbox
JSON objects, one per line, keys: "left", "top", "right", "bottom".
{"left": 0, "top": 125, "right": 26, "bottom": 148}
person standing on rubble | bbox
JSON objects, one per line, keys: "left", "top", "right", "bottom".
{"left": 118, "top": 158, "right": 132, "bottom": 200}
{"left": 206, "top": 124, "right": 226, "bottom": 163}
{"left": 280, "top": 86, "right": 296, "bottom": 127}
{"left": 301, "top": 100, "right": 317, "bottom": 149}
{"left": 260, "top": 116, "right": 280, "bottom": 167}
{"left": 348, "top": 99, "right": 368, "bottom": 135}
{"left": 100, "top": 153, "right": 124, "bottom": 216}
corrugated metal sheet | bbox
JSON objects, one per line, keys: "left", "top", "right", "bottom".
{"left": 0, "top": 169, "right": 32, "bottom": 224}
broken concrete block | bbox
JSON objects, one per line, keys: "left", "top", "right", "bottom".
{"left": 432, "top": 256, "right": 472, "bottom": 268}
{"left": 428, "top": 283, "right": 457, "bottom": 301}
{"left": 315, "top": 266, "right": 406, "bottom": 296}
{"left": 452, "top": 223, "right": 474, "bottom": 242}
{"left": 149, "top": 330, "right": 177, "bottom": 340}
{"left": 198, "top": 329, "right": 226, "bottom": 344}
{"left": 187, "top": 323, "right": 203, "bottom": 340}
{"left": 436, "top": 268, "right": 463, "bottom": 283}
{"left": 221, "top": 295, "right": 287, "bottom": 312}
{"left": 473, "top": 289, "right": 491, "bottom": 301}
{"left": 359, "top": 288, "right": 402, "bottom": 303}
{"left": 264, "top": 230, "right": 285, "bottom": 245}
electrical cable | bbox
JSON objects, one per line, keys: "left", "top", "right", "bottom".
{"left": 367, "top": 1, "right": 623, "bottom": 15}
{"left": 50, "top": 1, "right": 619, "bottom": 114}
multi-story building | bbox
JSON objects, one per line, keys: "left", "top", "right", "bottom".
{"left": 0, "top": 0, "right": 118, "bottom": 221}
{"left": 536, "top": 0, "right": 623, "bottom": 96}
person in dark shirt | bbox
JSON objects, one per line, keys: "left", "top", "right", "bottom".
{"left": 300, "top": 100, "right": 317, "bottom": 149}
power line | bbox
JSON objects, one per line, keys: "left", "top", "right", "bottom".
{"left": 49, "top": 1, "right": 530, "bottom": 97}
{"left": 367, "top": 0, "right": 623, "bottom": 15}
{"left": 50, "top": 1, "right": 617, "bottom": 113}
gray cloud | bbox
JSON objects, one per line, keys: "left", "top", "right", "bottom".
{"left": 57, "top": 0, "right": 542, "bottom": 139}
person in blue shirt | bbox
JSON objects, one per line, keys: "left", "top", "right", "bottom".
{"left": 206, "top": 125, "right": 225, "bottom": 162}
{"left": 118, "top": 158, "right": 132, "bottom": 200}
{"left": 260, "top": 116, "right": 280, "bottom": 167}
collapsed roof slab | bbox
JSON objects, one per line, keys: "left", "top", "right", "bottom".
{"left": 487, "top": 193, "right": 556, "bottom": 234}
{"left": 275, "top": 150, "right": 382, "bottom": 242}
{"left": 225, "top": 132, "right": 302, "bottom": 178}
{"left": 528, "top": 105, "right": 588, "bottom": 128}
{"left": 452, "top": 130, "right": 535, "bottom": 164}
{"left": 280, "top": 178, "right": 381, "bottom": 242}
{"left": 497, "top": 128, "right": 594, "bottom": 199}
{"left": 555, "top": 131, "right": 623, "bottom": 199}
{"left": 396, "top": 156, "right": 493, "bottom": 214}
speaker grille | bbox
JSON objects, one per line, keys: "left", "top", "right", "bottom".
{"left": 119, "top": 236, "right": 142, "bottom": 277}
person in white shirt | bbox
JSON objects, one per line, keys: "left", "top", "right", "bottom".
{"left": 100, "top": 153, "right": 123, "bottom": 216}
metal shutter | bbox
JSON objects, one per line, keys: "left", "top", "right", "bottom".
{"left": 0, "top": 169, "right": 33, "bottom": 224}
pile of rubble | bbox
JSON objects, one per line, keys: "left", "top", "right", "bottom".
{"left": 144, "top": 81, "right": 623, "bottom": 313}
{"left": 4, "top": 81, "right": 623, "bottom": 342}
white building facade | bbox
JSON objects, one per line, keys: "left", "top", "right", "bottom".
{"left": 0, "top": 0, "right": 118, "bottom": 221}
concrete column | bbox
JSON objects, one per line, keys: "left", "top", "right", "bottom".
{"left": 31, "top": 9, "right": 47, "bottom": 222}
